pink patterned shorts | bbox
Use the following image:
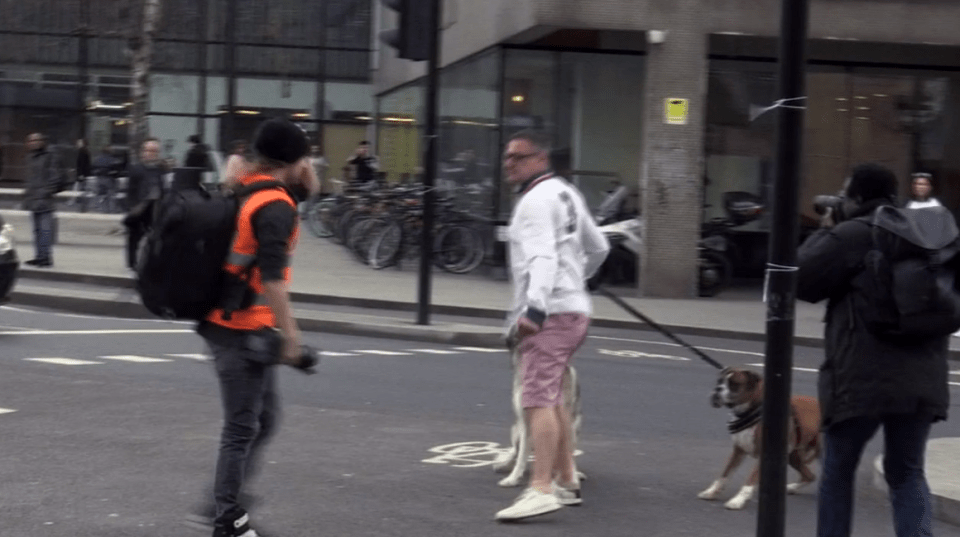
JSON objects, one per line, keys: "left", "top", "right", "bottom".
{"left": 518, "top": 313, "right": 590, "bottom": 408}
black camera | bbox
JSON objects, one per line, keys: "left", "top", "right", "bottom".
{"left": 813, "top": 195, "right": 847, "bottom": 221}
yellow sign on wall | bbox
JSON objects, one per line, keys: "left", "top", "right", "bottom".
{"left": 665, "top": 98, "right": 689, "bottom": 125}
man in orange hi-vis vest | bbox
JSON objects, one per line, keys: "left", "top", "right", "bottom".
{"left": 189, "top": 118, "right": 318, "bottom": 537}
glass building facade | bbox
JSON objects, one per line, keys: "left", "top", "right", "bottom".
{"left": 376, "top": 46, "right": 647, "bottom": 220}
{"left": 0, "top": 0, "right": 375, "bottom": 184}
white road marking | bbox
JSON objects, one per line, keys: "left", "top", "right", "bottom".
{"left": 25, "top": 358, "right": 104, "bottom": 365}
{"left": 599, "top": 349, "right": 690, "bottom": 361}
{"left": 0, "top": 305, "right": 192, "bottom": 324}
{"left": 99, "top": 355, "right": 173, "bottom": 363}
{"left": 951, "top": 371, "right": 960, "bottom": 375}
{"left": 166, "top": 354, "right": 210, "bottom": 361}
{"left": 406, "top": 349, "right": 463, "bottom": 354}
{"left": 590, "top": 335, "right": 764, "bottom": 357}
{"left": 319, "top": 351, "right": 359, "bottom": 357}
{"left": 0, "top": 329, "right": 193, "bottom": 336}
{"left": 952, "top": 382, "right": 960, "bottom": 387}
{"left": 747, "top": 363, "right": 818, "bottom": 373}
{"left": 355, "top": 350, "right": 413, "bottom": 356}
{"left": 454, "top": 347, "right": 506, "bottom": 353}
{"left": 0, "top": 408, "right": 17, "bottom": 415}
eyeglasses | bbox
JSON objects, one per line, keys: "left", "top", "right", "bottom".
{"left": 503, "top": 152, "right": 540, "bottom": 163}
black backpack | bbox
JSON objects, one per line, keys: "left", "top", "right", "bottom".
{"left": 135, "top": 181, "right": 286, "bottom": 321}
{"left": 853, "top": 205, "right": 960, "bottom": 340}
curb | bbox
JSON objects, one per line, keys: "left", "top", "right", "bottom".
{"left": 872, "top": 451, "right": 960, "bottom": 527}
{"left": 8, "top": 288, "right": 506, "bottom": 348}
{"left": 12, "top": 270, "right": 960, "bottom": 359}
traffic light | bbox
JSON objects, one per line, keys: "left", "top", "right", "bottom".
{"left": 379, "top": 0, "right": 431, "bottom": 61}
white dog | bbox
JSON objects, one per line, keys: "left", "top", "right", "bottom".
{"left": 492, "top": 335, "right": 583, "bottom": 488}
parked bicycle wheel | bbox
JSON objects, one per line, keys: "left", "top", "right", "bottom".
{"left": 307, "top": 198, "right": 336, "bottom": 238}
{"left": 435, "top": 224, "right": 485, "bottom": 274}
{"left": 368, "top": 220, "right": 403, "bottom": 269}
{"left": 347, "top": 217, "right": 391, "bottom": 264}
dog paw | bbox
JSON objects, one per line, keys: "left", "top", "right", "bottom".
{"left": 724, "top": 496, "right": 748, "bottom": 510}
{"left": 498, "top": 475, "right": 523, "bottom": 488}
{"left": 698, "top": 481, "right": 724, "bottom": 500}
{"left": 723, "top": 486, "right": 754, "bottom": 510}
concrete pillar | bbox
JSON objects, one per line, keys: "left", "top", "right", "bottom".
{"left": 638, "top": 5, "right": 708, "bottom": 298}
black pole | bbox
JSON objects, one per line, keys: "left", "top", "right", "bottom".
{"left": 196, "top": 0, "right": 208, "bottom": 139}
{"left": 416, "top": 0, "right": 442, "bottom": 325}
{"left": 756, "top": 1, "right": 809, "bottom": 536}
{"left": 224, "top": 0, "right": 238, "bottom": 152}
{"left": 77, "top": 0, "right": 90, "bottom": 140}
{"left": 315, "top": 1, "right": 328, "bottom": 148}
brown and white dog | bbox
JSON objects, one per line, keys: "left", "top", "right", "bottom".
{"left": 492, "top": 334, "right": 583, "bottom": 488}
{"left": 698, "top": 367, "right": 821, "bottom": 510}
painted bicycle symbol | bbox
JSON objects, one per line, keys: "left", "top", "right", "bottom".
{"left": 421, "top": 441, "right": 510, "bottom": 468}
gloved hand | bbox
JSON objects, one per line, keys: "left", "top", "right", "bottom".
{"left": 288, "top": 345, "right": 320, "bottom": 375}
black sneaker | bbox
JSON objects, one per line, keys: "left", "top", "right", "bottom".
{"left": 24, "top": 259, "right": 41, "bottom": 266}
{"left": 212, "top": 508, "right": 261, "bottom": 537}
{"left": 187, "top": 493, "right": 260, "bottom": 529}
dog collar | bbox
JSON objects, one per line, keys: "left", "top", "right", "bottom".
{"left": 728, "top": 403, "right": 763, "bottom": 434}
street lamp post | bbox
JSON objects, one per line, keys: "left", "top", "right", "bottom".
{"left": 756, "top": 0, "right": 810, "bottom": 536}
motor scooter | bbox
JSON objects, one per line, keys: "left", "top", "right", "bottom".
{"left": 698, "top": 191, "right": 764, "bottom": 297}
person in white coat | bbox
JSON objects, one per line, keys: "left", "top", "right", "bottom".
{"left": 495, "top": 130, "right": 610, "bottom": 522}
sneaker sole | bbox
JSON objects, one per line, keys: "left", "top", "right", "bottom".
{"left": 558, "top": 497, "right": 582, "bottom": 506}
{"left": 495, "top": 502, "right": 562, "bottom": 522}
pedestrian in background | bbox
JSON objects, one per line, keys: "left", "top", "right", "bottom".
{"left": 221, "top": 139, "right": 251, "bottom": 191}
{"left": 346, "top": 140, "right": 378, "bottom": 188}
{"left": 904, "top": 172, "right": 942, "bottom": 209}
{"left": 495, "top": 129, "right": 609, "bottom": 522}
{"left": 23, "top": 132, "right": 61, "bottom": 267}
{"left": 797, "top": 163, "right": 949, "bottom": 537}
{"left": 68, "top": 138, "right": 92, "bottom": 209}
{"left": 124, "top": 138, "right": 168, "bottom": 271}
{"left": 91, "top": 146, "right": 122, "bottom": 213}
{"left": 184, "top": 134, "right": 214, "bottom": 172}
{"left": 309, "top": 144, "right": 330, "bottom": 196}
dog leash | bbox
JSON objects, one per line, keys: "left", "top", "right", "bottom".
{"left": 596, "top": 286, "right": 725, "bottom": 370}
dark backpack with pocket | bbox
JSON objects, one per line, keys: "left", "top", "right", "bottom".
{"left": 135, "top": 181, "right": 285, "bottom": 321}
{"left": 853, "top": 205, "right": 960, "bottom": 340}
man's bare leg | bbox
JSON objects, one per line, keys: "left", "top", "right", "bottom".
{"left": 552, "top": 405, "right": 577, "bottom": 485}
{"left": 527, "top": 406, "right": 560, "bottom": 493}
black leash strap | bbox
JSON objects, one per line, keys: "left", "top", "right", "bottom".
{"left": 596, "top": 286, "right": 725, "bottom": 370}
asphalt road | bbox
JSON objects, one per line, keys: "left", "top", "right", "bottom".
{"left": 2, "top": 305, "right": 960, "bottom": 537}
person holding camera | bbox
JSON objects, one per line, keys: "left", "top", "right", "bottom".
{"left": 797, "top": 163, "right": 949, "bottom": 537}
{"left": 905, "top": 172, "right": 942, "bottom": 210}
{"left": 190, "top": 118, "right": 318, "bottom": 537}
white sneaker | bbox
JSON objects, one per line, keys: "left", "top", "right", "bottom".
{"left": 495, "top": 487, "right": 562, "bottom": 521}
{"left": 552, "top": 481, "right": 582, "bottom": 506}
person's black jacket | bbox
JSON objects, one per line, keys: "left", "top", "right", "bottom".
{"left": 126, "top": 162, "right": 168, "bottom": 209}
{"left": 184, "top": 143, "right": 214, "bottom": 171}
{"left": 796, "top": 199, "right": 949, "bottom": 427}
{"left": 76, "top": 147, "right": 92, "bottom": 178}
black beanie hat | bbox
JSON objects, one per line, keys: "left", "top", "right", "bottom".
{"left": 847, "top": 162, "right": 898, "bottom": 202}
{"left": 253, "top": 118, "right": 309, "bottom": 164}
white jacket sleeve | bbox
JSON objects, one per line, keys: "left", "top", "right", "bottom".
{"left": 581, "top": 208, "right": 610, "bottom": 279}
{"left": 515, "top": 196, "right": 560, "bottom": 324}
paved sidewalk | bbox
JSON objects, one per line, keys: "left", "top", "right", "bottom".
{"left": 5, "top": 209, "right": 828, "bottom": 342}
{"left": 7, "top": 208, "right": 960, "bottom": 354}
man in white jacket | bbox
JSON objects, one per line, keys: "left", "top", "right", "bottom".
{"left": 495, "top": 130, "right": 610, "bottom": 522}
